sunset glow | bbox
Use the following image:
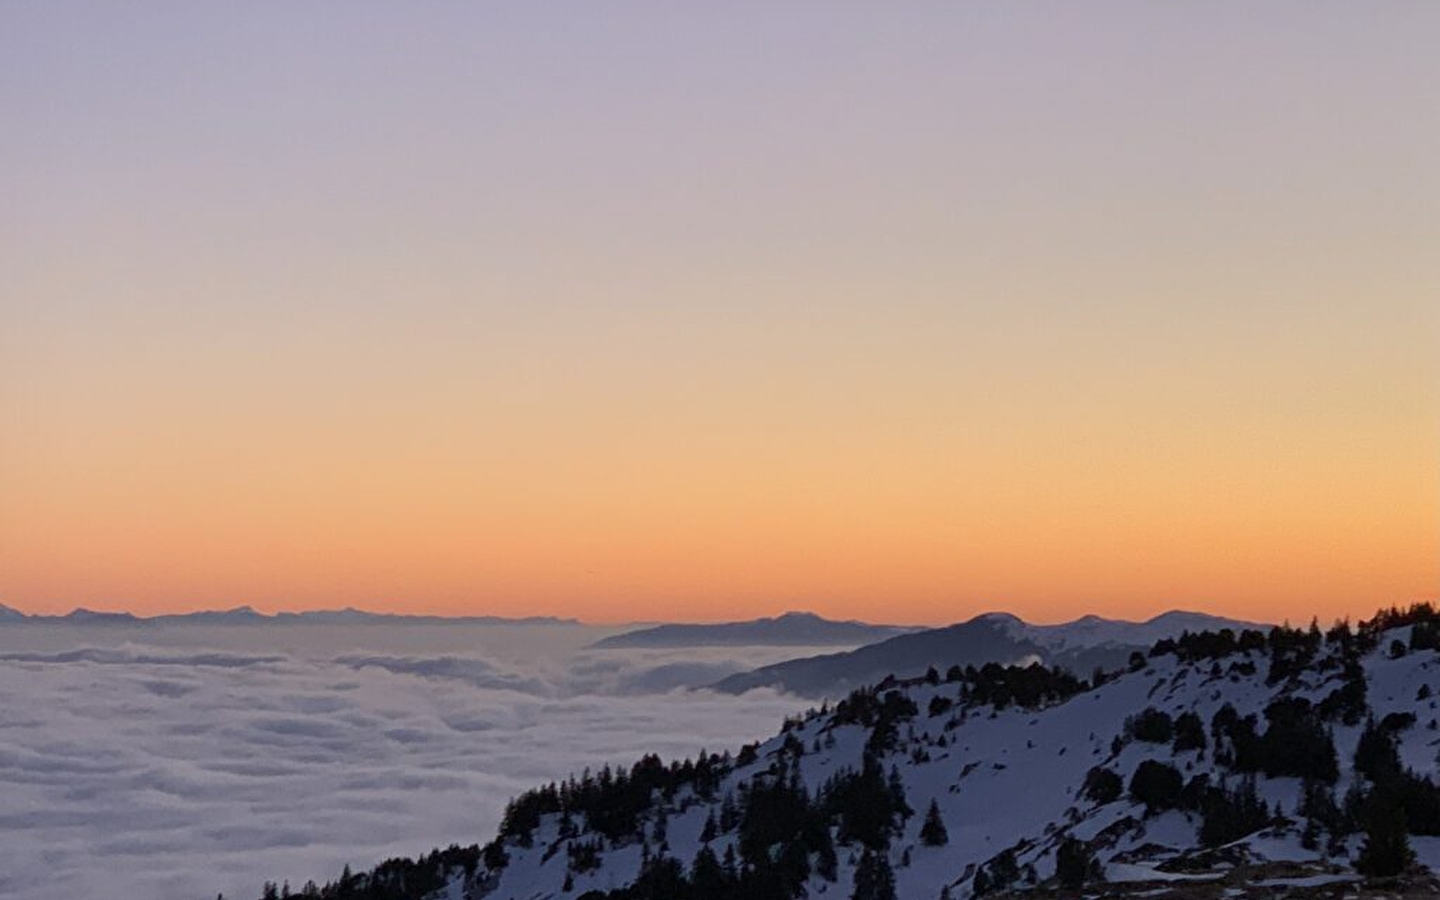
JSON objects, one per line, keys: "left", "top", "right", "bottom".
{"left": 3, "top": 3, "right": 1436, "bottom": 626}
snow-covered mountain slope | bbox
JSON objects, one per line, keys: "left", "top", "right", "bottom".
{"left": 592, "top": 612, "right": 917, "bottom": 649}
{"left": 983, "top": 610, "right": 1264, "bottom": 651}
{"left": 264, "top": 606, "right": 1440, "bottom": 900}
{"left": 711, "top": 610, "right": 1260, "bottom": 697}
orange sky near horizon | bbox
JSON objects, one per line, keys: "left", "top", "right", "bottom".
{"left": 3, "top": 4, "right": 1437, "bottom": 627}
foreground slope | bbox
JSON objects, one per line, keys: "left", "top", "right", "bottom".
{"left": 259, "top": 605, "right": 1440, "bottom": 900}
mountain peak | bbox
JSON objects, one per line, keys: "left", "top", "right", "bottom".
{"left": 970, "top": 611, "right": 1025, "bottom": 627}
{"left": 63, "top": 608, "right": 138, "bottom": 622}
{"left": 592, "top": 613, "right": 913, "bottom": 649}
{"left": 1147, "top": 608, "right": 1231, "bottom": 624}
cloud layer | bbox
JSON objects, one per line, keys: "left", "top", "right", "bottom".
{"left": 0, "top": 625, "right": 817, "bottom": 900}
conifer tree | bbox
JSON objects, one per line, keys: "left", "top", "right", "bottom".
{"left": 1356, "top": 789, "right": 1414, "bottom": 877}
{"left": 919, "top": 800, "right": 949, "bottom": 846}
{"left": 721, "top": 844, "right": 738, "bottom": 881}
{"left": 1055, "top": 837, "right": 1096, "bottom": 888}
{"left": 719, "top": 791, "right": 739, "bottom": 831}
{"left": 851, "top": 849, "right": 897, "bottom": 900}
{"left": 690, "top": 845, "right": 727, "bottom": 900}
{"left": 887, "top": 764, "right": 912, "bottom": 820}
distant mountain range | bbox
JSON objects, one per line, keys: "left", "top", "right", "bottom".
{"left": 591, "top": 611, "right": 917, "bottom": 648}
{"left": 0, "top": 604, "right": 577, "bottom": 626}
{"left": 711, "top": 610, "right": 1263, "bottom": 696}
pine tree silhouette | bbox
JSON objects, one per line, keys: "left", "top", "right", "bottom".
{"left": 851, "top": 849, "right": 897, "bottom": 900}
{"left": 919, "top": 800, "right": 948, "bottom": 846}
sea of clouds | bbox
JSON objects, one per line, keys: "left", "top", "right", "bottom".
{"left": 0, "top": 622, "right": 826, "bottom": 900}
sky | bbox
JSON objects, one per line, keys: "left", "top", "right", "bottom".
{"left": 2, "top": 2, "right": 1437, "bottom": 626}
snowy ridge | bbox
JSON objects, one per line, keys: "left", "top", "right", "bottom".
{"left": 711, "top": 610, "right": 1260, "bottom": 697}
{"left": 259, "top": 608, "right": 1440, "bottom": 900}
{"left": 1000, "top": 610, "right": 1267, "bottom": 653}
